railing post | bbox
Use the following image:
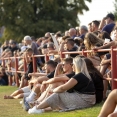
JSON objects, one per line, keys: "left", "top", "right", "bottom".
{"left": 111, "top": 46, "right": 117, "bottom": 89}
{"left": 82, "top": 49, "right": 87, "bottom": 57}
{"left": 32, "top": 55, "right": 37, "bottom": 72}
{"left": 45, "top": 54, "right": 49, "bottom": 62}
{"left": 8, "top": 57, "right": 12, "bottom": 86}
{"left": 15, "top": 56, "right": 19, "bottom": 87}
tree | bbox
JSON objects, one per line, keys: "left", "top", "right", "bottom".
{"left": 114, "top": 0, "right": 117, "bottom": 21}
{"left": 0, "top": 0, "right": 92, "bottom": 41}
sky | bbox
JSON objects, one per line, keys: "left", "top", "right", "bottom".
{"left": 78, "top": 0, "right": 115, "bottom": 26}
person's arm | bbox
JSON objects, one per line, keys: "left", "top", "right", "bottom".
{"left": 24, "top": 52, "right": 32, "bottom": 63}
{"left": 28, "top": 72, "right": 47, "bottom": 77}
{"left": 98, "top": 17, "right": 106, "bottom": 30}
{"left": 93, "top": 41, "right": 117, "bottom": 50}
{"left": 18, "top": 64, "right": 24, "bottom": 70}
{"left": 53, "top": 78, "right": 77, "bottom": 93}
{"left": 54, "top": 63, "right": 63, "bottom": 77}
{"left": 48, "top": 50, "right": 58, "bottom": 54}
{"left": 42, "top": 76, "right": 70, "bottom": 85}
{"left": 59, "top": 42, "right": 65, "bottom": 52}
{"left": 100, "top": 59, "right": 111, "bottom": 65}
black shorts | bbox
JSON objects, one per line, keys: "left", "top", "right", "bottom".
{"left": 24, "top": 73, "right": 31, "bottom": 80}
{"left": 106, "top": 53, "right": 111, "bottom": 59}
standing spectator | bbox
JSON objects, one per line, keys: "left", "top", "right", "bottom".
{"left": 99, "top": 13, "right": 115, "bottom": 35}
{"left": 91, "top": 20, "right": 100, "bottom": 32}
{"left": 88, "top": 22, "right": 93, "bottom": 32}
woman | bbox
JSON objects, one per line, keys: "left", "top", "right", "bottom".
{"left": 84, "top": 32, "right": 105, "bottom": 67}
{"left": 28, "top": 56, "right": 96, "bottom": 114}
{"left": 84, "top": 32, "right": 104, "bottom": 57}
{"left": 84, "top": 58, "right": 104, "bottom": 103}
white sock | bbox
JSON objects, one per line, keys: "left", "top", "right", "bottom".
{"left": 26, "top": 91, "right": 37, "bottom": 102}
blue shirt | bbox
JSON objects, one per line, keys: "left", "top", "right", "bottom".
{"left": 102, "top": 23, "right": 115, "bottom": 35}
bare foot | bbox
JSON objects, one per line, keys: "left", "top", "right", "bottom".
{"left": 4, "top": 95, "right": 14, "bottom": 99}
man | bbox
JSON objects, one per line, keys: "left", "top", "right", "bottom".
{"left": 9, "top": 41, "right": 20, "bottom": 54}
{"left": 91, "top": 20, "right": 100, "bottom": 32}
{"left": 99, "top": 13, "right": 115, "bottom": 35}
{"left": 88, "top": 22, "right": 92, "bottom": 32}
{"left": 59, "top": 38, "right": 78, "bottom": 58}
{"left": 68, "top": 28, "right": 77, "bottom": 39}
{"left": 78, "top": 25, "right": 88, "bottom": 40}
{"left": 24, "top": 35, "right": 43, "bottom": 67}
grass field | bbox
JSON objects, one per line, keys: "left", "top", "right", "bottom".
{"left": 0, "top": 86, "right": 103, "bottom": 117}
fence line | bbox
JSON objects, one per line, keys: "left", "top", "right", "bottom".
{"left": 1, "top": 47, "right": 117, "bottom": 89}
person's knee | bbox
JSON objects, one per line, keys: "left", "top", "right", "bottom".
{"left": 33, "top": 85, "right": 40, "bottom": 93}
{"left": 17, "top": 89, "right": 23, "bottom": 94}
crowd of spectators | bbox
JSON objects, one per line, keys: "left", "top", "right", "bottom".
{"left": 0, "top": 13, "right": 117, "bottom": 116}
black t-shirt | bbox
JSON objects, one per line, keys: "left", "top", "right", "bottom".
{"left": 90, "top": 72, "right": 104, "bottom": 103}
{"left": 68, "top": 73, "right": 95, "bottom": 93}
{"left": 68, "top": 46, "right": 78, "bottom": 58}
{"left": 66, "top": 72, "right": 75, "bottom": 78}
{"left": 2, "top": 73, "right": 8, "bottom": 85}
{"left": 47, "top": 71, "right": 55, "bottom": 79}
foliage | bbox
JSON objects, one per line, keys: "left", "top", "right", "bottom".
{"left": 114, "top": 0, "right": 117, "bottom": 21}
{"left": 0, "top": 0, "right": 91, "bottom": 41}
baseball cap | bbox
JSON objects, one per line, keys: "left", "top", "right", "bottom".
{"left": 105, "top": 13, "right": 115, "bottom": 21}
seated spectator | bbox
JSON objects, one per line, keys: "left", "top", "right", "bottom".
{"left": 19, "top": 48, "right": 34, "bottom": 88}
{"left": 22, "top": 58, "right": 75, "bottom": 111}
{"left": 84, "top": 58, "right": 104, "bottom": 103}
{"left": 0, "top": 67, "right": 8, "bottom": 85}
{"left": 4, "top": 60, "right": 57, "bottom": 99}
{"left": 28, "top": 56, "right": 96, "bottom": 114}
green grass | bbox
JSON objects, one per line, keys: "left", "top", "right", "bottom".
{"left": 0, "top": 86, "right": 103, "bottom": 117}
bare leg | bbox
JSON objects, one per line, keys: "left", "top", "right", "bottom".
{"left": 98, "top": 89, "right": 117, "bottom": 117}
{"left": 4, "top": 89, "right": 24, "bottom": 99}
{"left": 19, "top": 75, "right": 28, "bottom": 88}
{"left": 108, "top": 112, "right": 117, "bottom": 117}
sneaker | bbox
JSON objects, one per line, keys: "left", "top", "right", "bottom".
{"left": 22, "top": 97, "right": 31, "bottom": 111}
{"left": 12, "top": 82, "right": 16, "bottom": 86}
{"left": 28, "top": 106, "right": 44, "bottom": 114}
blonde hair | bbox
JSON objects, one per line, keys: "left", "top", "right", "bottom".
{"left": 73, "top": 56, "right": 91, "bottom": 80}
